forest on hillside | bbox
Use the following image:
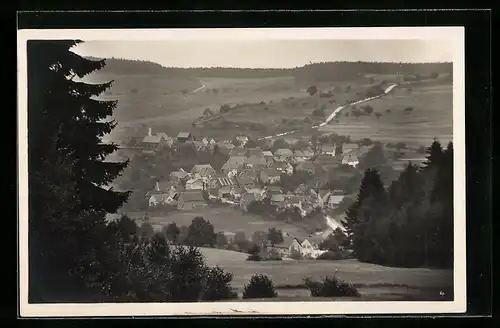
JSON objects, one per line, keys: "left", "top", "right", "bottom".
{"left": 85, "top": 57, "right": 452, "bottom": 82}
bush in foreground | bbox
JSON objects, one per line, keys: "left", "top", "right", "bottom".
{"left": 242, "top": 274, "right": 278, "bottom": 299}
{"left": 303, "top": 276, "right": 360, "bottom": 297}
{"left": 202, "top": 266, "right": 238, "bottom": 301}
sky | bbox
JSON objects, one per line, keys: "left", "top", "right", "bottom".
{"left": 72, "top": 39, "right": 453, "bottom": 69}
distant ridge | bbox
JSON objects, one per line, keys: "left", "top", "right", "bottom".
{"left": 86, "top": 56, "right": 452, "bottom": 82}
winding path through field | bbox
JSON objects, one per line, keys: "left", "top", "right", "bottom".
{"left": 257, "top": 83, "right": 398, "bottom": 140}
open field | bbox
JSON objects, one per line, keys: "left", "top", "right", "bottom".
{"left": 127, "top": 207, "right": 312, "bottom": 237}
{"left": 318, "top": 83, "right": 453, "bottom": 147}
{"left": 200, "top": 253, "right": 453, "bottom": 301}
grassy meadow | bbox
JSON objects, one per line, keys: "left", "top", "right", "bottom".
{"left": 198, "top": 249, "right": 454, "bottom": 301}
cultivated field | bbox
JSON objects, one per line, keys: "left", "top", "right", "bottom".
{"left": 318, "top": 83, "right": 453, "bottom": 147}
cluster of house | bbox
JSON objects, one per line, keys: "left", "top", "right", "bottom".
{"left": 146, "top": 146, "right": 350, "bottom": 218}
{"left": 125, "top": 127, "right": 372, "bottom": 217}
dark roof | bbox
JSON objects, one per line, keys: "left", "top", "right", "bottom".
{"left": 230, "top": 147, "right": 246, "bottom": 156}
{"left": 177, "top": 132, "right": 192, "bottom": 138}
{"left": 245, "top": 148, "right": 264, "bottom": 158}
{"left": 179, "top": 191, "right": 205, "bottom": 202}
{"left": 261, "top": 168, "right": 281, "bottom": 177}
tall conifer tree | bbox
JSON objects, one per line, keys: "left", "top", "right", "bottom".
{"left": 27, "top": 40, "right": 130, "bottom": 301}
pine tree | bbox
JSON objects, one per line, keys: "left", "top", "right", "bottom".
{"left": 27, "top": 40, "right": 130, "bottom": 301}
{"left": 344, "top": 169, "right": 388, "bottom": 261}
{"left": 28, "top": 40, "right": 129, "bottom": 215}
{"left": 388, "top": 163, "right": 424, "bottom": 209}
{"left": 427, "top": 141, "right": 454, "bottom": 267}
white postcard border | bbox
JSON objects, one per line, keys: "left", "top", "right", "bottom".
{"left": 17, "top": 27, "right": 466, "bottom": 317}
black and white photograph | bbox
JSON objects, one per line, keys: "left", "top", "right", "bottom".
{"left": 18, "top": 27, "right": 466, "bottom": 316}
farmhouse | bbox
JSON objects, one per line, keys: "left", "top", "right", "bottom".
{"left": 288, "top": 237, "right": 327, "bottom": 259}
{"left": 262, "top": 150, "right": 274, "bottom": 158}
{"left": 169, "top": 170, "right": 189, "bottom": 184}
{"left": 270, "top": 194, "right": 286, "bottom": 206}
{"left": 260, "top": 168, "right": 282, "bottom": 184}
{"left": 177, "top": 132, "right": 193, "bottom": 143}
{"left": 157, "top": 133, "right": 174, "bottom": 147}
{"left": 294, "top": 149, "right": 314, "bottom": 161}
{"left": 342, "top": 153, "right": 359, "bottom": 167}
{"left": 191, "top": 164, "right": 216, "bottom": 178}
{"left": 320, "top": 144, "right": 336, "bottom": 156}
{"left": 221, "top": 156, "right": 246, "bottom": 173}
{"left": 148, "top": 193, "right": 176, "bottom": 207}
{"left": 235, "top": 176, "right": 256, "bottom": 188}
{"left": 141, "top": 134, "right": 167, "bottom": 151}
{"left": 323, "top": 193, "right": 346, "bottom": 210}
{"left": 177, "top": 191, "right": 207, "bottom": 210}
{"left": 185, "top": 177, "right": 206, "bottom": 190}
{"left": 244, "top": 148, "right": 266, "bottom": 167}
{"left": 229, "top": 147, "right": 246, "bottom": 157}
{"left": 238, "top": 168, "right": 260, "bottom": 182}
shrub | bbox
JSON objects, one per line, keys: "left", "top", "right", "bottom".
{"left": 316, "top": 250, "right": 343, "bottom": 261}
{"left": 303, "top": 276, "right": 360, "bottom": 297}
{"left": 242, "top": 274, "right": 278, "bottom": 299}
{"left": 246, "top": 253, "right": 262, "bottom": 261}
{"left": 202, "top": 266, "right": 238, "bottom": 301}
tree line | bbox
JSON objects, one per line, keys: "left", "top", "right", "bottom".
{"left": 85, "top": 56, "right": 452, "bottom": 82}
{"left": 343, "top": 140, "right": 454, "bottom": 268}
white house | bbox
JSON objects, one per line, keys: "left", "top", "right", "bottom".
{"left": 288, "top": 238, "right": 326, "bottom": 259}
{"left": 342, "top": 153, "right": 359, "bottom": 167}
{"left": 320, "top": 144, "right": 336, "bottom": 156}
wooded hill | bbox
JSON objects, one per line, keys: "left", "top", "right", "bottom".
{"left": 85, "top": 57, "right": 452, "bottom": 82}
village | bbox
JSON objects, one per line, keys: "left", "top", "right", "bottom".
{"left": 109, "top": 125, "right": 427, "bottom": 260}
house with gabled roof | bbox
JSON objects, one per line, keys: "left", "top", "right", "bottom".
{"left": 177, "top": 191, "right": 207, "bottom": 210}
{"left": 288, "top": 237, "right": 327, "bottom": 259}
{"left": 221, "top": 156, "right": 246, "bottom": 173}
{"left": 244, "top": 148, "right": 266, "bottom": 167}
{"left": 229, "top": 147, "right": 246, "bottom": 157}
{"left": 260, "top": 168, "right": 282, "bottom": 185}
{"left": 177, "top": 132, "right": 193, "bottom": 143}
{"left": 141, "top": 134, "right": 167, "bottom": 151}
{"left": 185, "top": 177, "right": 206, "bottom": 191}
{"left": 191, "top": 164, "right": 216, "bottom": 178}
{"left": 320, "top": 144, "right": 337, "bottom": 156}
{"left": 342, "top": 153, "right": 359, "bottom": 167}
{"left": 235, "top": 175, "right": 256, "bottom": 188}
